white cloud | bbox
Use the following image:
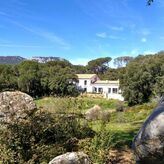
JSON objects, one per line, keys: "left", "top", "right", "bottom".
{"left": 131, "top": 49, "right": 138, "bottom": 55}
{"left": 96, "top": 32, "right": 107, "bottom": 38}
{"left": 141, "top": 38, "right": 147, "bottom": 43}
{"left": 69, "top": 58, "right": 91, "bottom": 66}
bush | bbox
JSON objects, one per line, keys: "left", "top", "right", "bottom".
{"left": 79, "top": 123, "right": 117, "bottom": 163}
{"left": 0, "top": 110, "right": 94, "bottom": 163}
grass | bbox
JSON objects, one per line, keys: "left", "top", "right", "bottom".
{"left": 35, "top": 95, "right": 126, "bottom": 112}
{"left": 35, "top": 96, "right": 156, "bottom": 163}
{"left": 35, "top": 96, "right": 156, "bottom": 148}
{"left": 1, "top": 96, "right": 157, "bottom": 163}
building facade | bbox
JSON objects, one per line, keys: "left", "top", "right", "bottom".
{"left": 76, "top": 74, "right": 124, "bottom": 101}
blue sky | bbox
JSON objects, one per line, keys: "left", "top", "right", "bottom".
{"left": 0, "top": 0, "right": 164, "bottom": 65}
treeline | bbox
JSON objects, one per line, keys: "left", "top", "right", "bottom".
{"left": 0, "top": 60, "right": 80, "bottom": 97}
{"left": 0, "top": 52, "right": 164, "bottom": 105}
{"left": 0, "top": 56, "right": 124, "bottom": 97}
{"left": 120, "top": 51, "right": 164, "bottom": 105}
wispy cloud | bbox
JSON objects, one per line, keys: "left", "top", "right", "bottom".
{"left": 109, "top": 26, "right": 124, "bottom": 31}
{"left": 11, "top": 0, "right": 27, "bottom": 6}
{"left": 156, "top": 0, "right": 164, "bottom": 8}
{"left": 141, "top": 37, "right": 147, "bottom": 43}
{"left": 109, "top": 35, "right": 119, "bottom": 40}
{"left": 0, "top": 11, "right": 11, "bottom": 17}
{"left": 96, "top": 32, "right": 124, "bottom": 40}
{"left": 0, "top": 44, "right": 51, "bottom": 48}
{"left": 0, "top": 11, "right": 71, "bottom": 49}
{"left": 38, "top": 31, "right": 70, "bottom": 49}
{"left": 140, "top": 28, "right": 151, "bottom": 36}
{"left": 109, "top": 35, "right": 125, "bottom": 40}
{"left": 96, "top": 32, "right": 107, "bottom": 38}
{"left": 3, "top": 19, "right": 71, "bottom": 50}
{"left": 160, "top": 36, "right": 164, "bottom": 40}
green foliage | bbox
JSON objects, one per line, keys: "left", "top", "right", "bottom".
{"left": 0, "top": 109, "right": 94, "bottom": 163}
{"left": 147, "top": 0, "right": 153, "bottom": 5}
{"left": 120, "top": 53, "right": 164, "bottom": 105}
{"left": 0, "top": 65, "right": 18, "bottom": 91}
{"left": 0, "top": 60, "right": 79, "bottom": 98}
{"left": 114, "top": 56, "right": 133, "bottom": 68}
{"left": 17, "top": 61, "right": 42, "bottom": 97}
{"left": 1, "top": 96, "right": 155, "bottom": 163}
{"left": 87, "top": 57, "right": 112, "bottom": 74}
{"left": 89, "top": 123, "right": 118, "bottom": 163}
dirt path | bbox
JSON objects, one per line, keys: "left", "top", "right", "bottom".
{"left": 108, "top": 148, "right": 135, "bottom": 164}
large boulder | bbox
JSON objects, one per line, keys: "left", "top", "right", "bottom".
{"left": 85, "top": 105, "right": 110, "bottom": 122}
{"left": 49, "top": 152, "right": 91, "bottom": 164}
{"left": 133, "top": 98, "right": 164, "bottom": 163}
{"left": 0, "top": 91, "right": 37, "bottom": 123}
{"left": 85, "top": 105, "right": 102, "bottom": 121}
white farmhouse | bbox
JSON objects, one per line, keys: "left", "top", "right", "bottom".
{"left": 76, "top": 74, "right": 99, "bottom": 92}
{"left": 76, "top": 74, "right": 124, "bottom": 101}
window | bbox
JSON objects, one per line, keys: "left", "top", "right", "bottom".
{"left": 108, "top": 88, "right": 111, "bottom": 93}
{"left": 84, "top": 80, "right": 87, "bottom": 85}
{"left": 94, "top": 87, "right": 97, "bottom": 92}
{"left": 84, "top": 88, "right": 87, "bottom": 92}
{"left": 113, "top": 88, "right": 118, "bottom": 94}
{"left": 98, "top": 88, "right": 103, "bottom": 93}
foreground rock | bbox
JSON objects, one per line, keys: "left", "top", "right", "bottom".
{"left": 133, "top": 98, "right": 164, "bottom": 163}
{"left": 49, "top": 152, "right": 91, "bottom": 164}
{"left": 0, "top": 91, "right": 36, "bottom": 123}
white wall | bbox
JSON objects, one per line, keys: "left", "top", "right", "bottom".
{"left": 77, "top": 75, "right": 99, "bottom": 92}
{"left": 76, "top": 75, "right": 124, "bottom": 101}
{"left": 92, "top": 83, "right": 124, "bottom": 101}
{"left": 107, "top": 94, "right": 124, "bottom": 101}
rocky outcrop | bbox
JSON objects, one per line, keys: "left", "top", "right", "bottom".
{"left": 133, "top": 97, "right": 164, "bottom": 163}
{"left": 0, "top": 56, "right": 25, "bottom": 64}
{"left": 49, "top": 152, "right": 91, "bottom": 164}
{"left": 0, "top": 91, "right": 36, "bottom": 123}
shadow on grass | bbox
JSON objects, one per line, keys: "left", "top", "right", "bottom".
{"left": 111, "top": 127, "right": 140, "bottom": 149}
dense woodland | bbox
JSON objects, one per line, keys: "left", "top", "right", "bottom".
{"left": 0, "top": 51, "right": 164, "bottom": 105}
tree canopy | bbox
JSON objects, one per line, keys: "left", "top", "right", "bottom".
{"left": 120, "top": 52, "right": 164, "bottom": 105}
{"left": 87, "top": 57, "right": 112, "bottom": 74}
{"left": 114, "top": 56, "right": 133, "bottom": 68}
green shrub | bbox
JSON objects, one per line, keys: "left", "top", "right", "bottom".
{"left": 0, "top": 110, "right": 94, "bottom": 163}
{"left": 78, "top": 123, "right": 117, "bottom": 163}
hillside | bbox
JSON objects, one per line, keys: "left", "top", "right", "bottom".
{"left": 0, "top": 56, "right": 68, "bottom": 64}
{"left": 0, "top": 56, "right": 26, "bottom": 64}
